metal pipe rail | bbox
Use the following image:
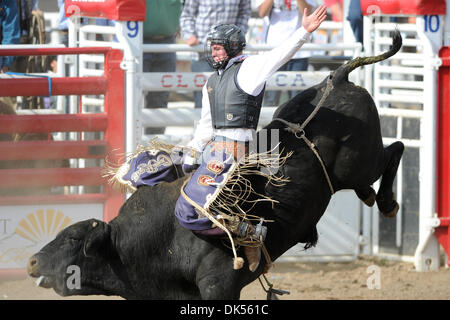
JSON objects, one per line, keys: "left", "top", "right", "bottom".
{"left": 0, "top": 46, "right": 112, "bottom": 56}
{"left": 0, "top": 140, "right": 107, "bottom": 160}
{"left": 141, "top": 42, "right": 363, "bottom": 53}
{"left": 0, "top": 113, "right": 107, "bottom": 133}
{"left": 0, "top": 47, "right": 112, "bottom": 97}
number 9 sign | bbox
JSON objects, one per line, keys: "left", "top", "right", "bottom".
{"left": 127, "top": 21, "right": 139, "bottom": 38}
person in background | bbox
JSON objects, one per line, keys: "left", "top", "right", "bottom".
{"left": 347, "top": 0, "right": 363, "bottom": 44}
{"left": 43, "top": 56, "right": 57, "bottom": 109}
{"left": 17, "top": 0, "right": 38, "bottom": 44}
{"left": 0, "top": 0, "right": 20, "bottom": 73}
{"left": 57, "top": 0, "right": 69, "bottom": 46}
{"left": 180, "top": 0, "right": 251, "bottom": 109}
{"left": 0, "top": 0, "right": 20, "bottom": 109}
{"left": 323, "top": 0, "right": 343, "bottom": 22}
{"left": 324, "top": 0, "right": 363, "bottom": 44}
{"left": 256, "top": 0, "right": 317, "bottom": 107}
{"left": 143, "top": 0, "right": 182, "bottom": 135}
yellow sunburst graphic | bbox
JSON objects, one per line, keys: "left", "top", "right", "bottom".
{"left": 14, "top": 209, "right": 72, "bottom": 244}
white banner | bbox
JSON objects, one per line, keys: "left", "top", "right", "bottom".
{"left": 141, "top": 71, "right": 330, "bottom": 92}
{"left": 0, "top": 204, "right": 103, "bottom": 269}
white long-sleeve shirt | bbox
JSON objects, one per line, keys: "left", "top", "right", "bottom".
{"left": 187, "top": 26, "right": 311, "bottom": 152}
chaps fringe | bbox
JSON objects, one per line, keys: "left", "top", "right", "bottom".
{"left": 102, "top": 139, "right": 292, "bottom": 269}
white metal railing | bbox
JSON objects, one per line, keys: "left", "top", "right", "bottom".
{"left": 44, "top": 12, "right": 62, "bottom": 45}
{"left": 72, "top": 18, "right": 361, "bottom": 146}
{"left": 33, "top": 13, "right": 357, "bottom": 136}
{"left": 379, "top": 108, "right": 423, "bottom": 148}
{"left": 139, "top": 45, "right": 361, "bottom": 147}
{"left": 362, "top": 15, "right": 443, "bottom": 273}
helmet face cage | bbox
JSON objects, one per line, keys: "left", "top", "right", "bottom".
{"left": 205, "top": 24, "right": 246, "bottom": 70}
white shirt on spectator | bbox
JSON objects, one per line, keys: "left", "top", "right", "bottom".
{"left": 256, "top": 0, "right": 316, "bottom": 59}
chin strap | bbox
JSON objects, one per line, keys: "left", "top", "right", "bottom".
{"left": 213, "top": 59, "right": 229, "bottom": 70}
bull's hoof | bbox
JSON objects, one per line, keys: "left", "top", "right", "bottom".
{"left": 382, "top": 202, "right": 399, "bottom": 218}
{"left": 363, "top": 191, "right": 376, "bottom": 207}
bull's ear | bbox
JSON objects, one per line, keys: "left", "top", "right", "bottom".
{"left": 83, "top": 220, "right": 111, "bottom": 258}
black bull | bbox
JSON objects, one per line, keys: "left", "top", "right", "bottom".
{"left": 27, "top": 31, "right": 404, "bottom": 299}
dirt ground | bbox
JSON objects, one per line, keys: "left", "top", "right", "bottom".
{"left": 0, "top": 255, "right": 449, "bottom": 300}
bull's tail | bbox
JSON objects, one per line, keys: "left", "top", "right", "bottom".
{"left": 332, "top": 29, "right": 402, "bottom": 85}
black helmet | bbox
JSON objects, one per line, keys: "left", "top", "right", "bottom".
{"left": 205, "top": 24, "right": 246, "bottom": 70}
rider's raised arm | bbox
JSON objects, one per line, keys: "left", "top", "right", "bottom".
{"left": 237, "top": 26, "right": 312, "bottom": 96}
{"left": 237, "top": 5, "right": 327, "bottom": 96}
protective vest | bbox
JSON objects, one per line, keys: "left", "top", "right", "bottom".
{"left": 207, "top": 60, "right": 265, "bottom": 130}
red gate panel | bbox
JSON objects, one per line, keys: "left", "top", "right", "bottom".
{"left": 65, "top": 0, "right": 146, "bottom": 21}
{"left": 361, "top": 0, "right": 446, "bottom": 15}
{"left": 0, "top": 47, "right": 125, "bottom": 223}
{"left": 437, "top": 46, "right": 450, "bottom": 266}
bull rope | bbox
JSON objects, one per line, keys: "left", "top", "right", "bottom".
{"left": 272, "top": 75, "right": 335, "bottom": 195}
{"left": 258, "top": 273, "right": 290, "bottom": 299}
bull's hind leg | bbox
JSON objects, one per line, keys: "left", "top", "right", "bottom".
{"left": 355, "top": 186, "right": 376, "bottom": 207}
{"left": 196, "top": 254, "right": 241, "bottom": 300}
{"left": 376, "top": 141, "right": 404, "bottom": 217}
{"left": 197, "top": 274, "right": 241, "bottom": 300}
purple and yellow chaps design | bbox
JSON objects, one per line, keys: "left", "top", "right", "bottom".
{"left": 174, "top": 137, "right": 248, "bottom": 233}
{"left": 119, "top": 149, "right": 182, "bottom": 190}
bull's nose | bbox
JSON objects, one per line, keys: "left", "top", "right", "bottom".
{"left": 27, "top": 255, "right": 39, "bottom": 276}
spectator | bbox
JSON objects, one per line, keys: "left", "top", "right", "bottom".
{"left": 143, "top": 0, "right": 182, "bottom": 135}
{"left": 57, "top": 0, "right": 69, "bottom": 46}
{"left": 256, "top": 0, "right": 317, "bottom": 106}
{"left": 323, "top": 0, "right": 343, "bottom": 22}
{"left": 43, "top": 56, "right": 57, "bottom": 109}
{"left": 324, "top": 0, "right": 363, "bottom": 44}
{"left": 14, "top": 0, "right": 39, "bottom": 74}
{"left": 17, "top": 0, "right": 38, "bottom": 44}
{"left": 0, "top": 0, "right": 20, "bottom": 109}
{"left": 347, "top": 0, "right": 363, "bottom": 43}
{"left": 0, "top": 0, "right": 20, "bottom": 73}
{"left": 180, "top": 0, "right": 251, "bottom": 108}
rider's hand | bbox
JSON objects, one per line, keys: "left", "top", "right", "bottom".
{"left": 302, "top": 5, "right": 327, "bottom": 33}
{"left": 182, "top": 154, "right": 199, "bottom": 175}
